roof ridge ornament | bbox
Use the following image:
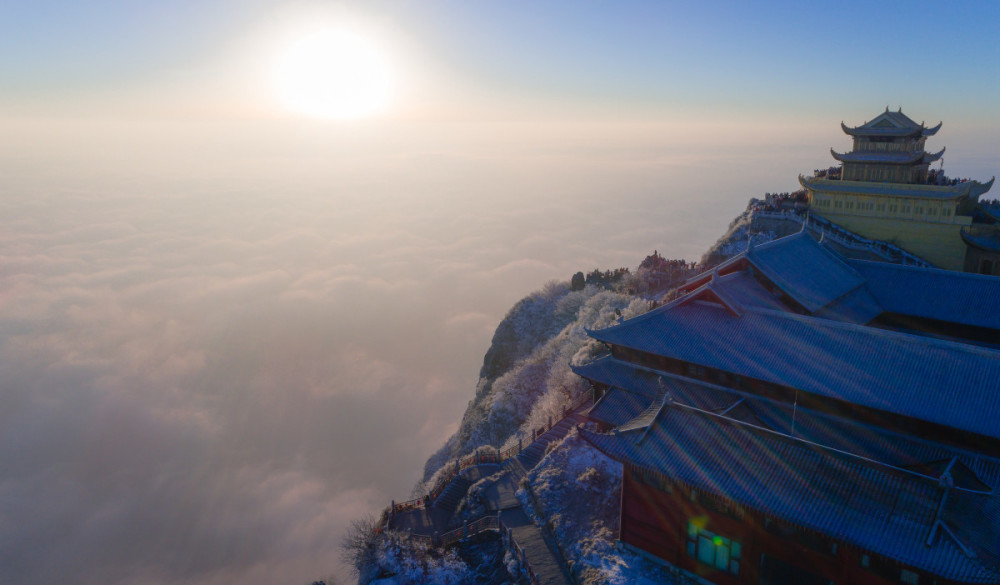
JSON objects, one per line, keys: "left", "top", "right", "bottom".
{"left": 637, "top": 393, "right": 672, "bottom": 445}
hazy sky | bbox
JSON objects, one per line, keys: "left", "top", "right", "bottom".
{"left": 2, "top": 1, "right": 999, "bottom": 584}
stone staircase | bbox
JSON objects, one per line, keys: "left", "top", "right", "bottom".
{"left": 509, "top": 413, "right": 587, "bottom": 479}
{"left": 434, "top": 473, "right": 471, "bottom": 511}
{"left": 434, "top": 464, "right": 501, "bottom": 513}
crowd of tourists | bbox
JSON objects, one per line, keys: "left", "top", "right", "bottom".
{"left": 813, "top": 166, "right": 842, "bottom": 180}
{"left": 925, "top": 168, "right": 971, "bottom": 186}
{"left": 754, "top": 190, "right": 809, "bottom": 214}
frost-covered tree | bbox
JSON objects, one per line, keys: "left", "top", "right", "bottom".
{"left": 419, "top": 282, "right": 653, "bottom": 488}
{"left": 522, "top": 432, "right": 679, "bottom": 585}
{"left": 340, "top": 513, "right": 380, "bottom": 578}
{"left": 361, "top": 531, "right": 470, "bottom": 585}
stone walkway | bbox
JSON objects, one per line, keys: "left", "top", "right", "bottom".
{"left": 501, "top": 508, "right": 573, "bottom": 585}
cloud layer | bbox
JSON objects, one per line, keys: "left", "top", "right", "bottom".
{"left": 0, "top": 117, "right": 894, "bottom": 584}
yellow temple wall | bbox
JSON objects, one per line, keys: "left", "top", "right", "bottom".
{"left": 814, "top": 211, "right": 969, "bottom": 270}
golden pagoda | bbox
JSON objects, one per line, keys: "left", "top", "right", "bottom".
{"left": 800, "top": 108, "right": 994, "bottom": 271}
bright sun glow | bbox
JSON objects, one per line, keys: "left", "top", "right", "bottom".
{"left": 274, "top": 28, "right": 393, "bottom": 120}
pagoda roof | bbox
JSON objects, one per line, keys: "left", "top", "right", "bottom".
{"left": 831, "top": 147, "right": 945, "bottom": 165}
{"left": 581, "top": 404, "right": 1000, "bottom": 582}
{"left": 842, "top": 108, "right": 942, "bottom": 137}
{"left": 800, "top": 175, "right": 995, "bottom": 201}
{"left": 981, "top": 205, "right": 1000, "bottom": 224}
{"left": 961, "top": 227, "right": 1000, "bottom": 253}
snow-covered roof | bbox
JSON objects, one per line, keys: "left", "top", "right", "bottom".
{"left": 685, "top": 231, "right": 999, "bottom": 334}
{"left": 746, "top": 231, "right": 866, "bottom": 313}
{"left": 579, "top": 356, "right": 1000, "bottom": 480}
{"left": 848, "top": 259, "right": 1000, "bottom": 333}
{"left": 586, "top": 385, "right": 653, "bottom": 428}
{"left": 587, "top": 294, "right": 1000, "bottom": 442}
{"left": 581, "top": 405, "right": 1000, "bottom": 582}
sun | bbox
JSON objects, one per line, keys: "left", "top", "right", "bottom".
{"left": 274, "top": 28, "right": 393, "bottom": 120}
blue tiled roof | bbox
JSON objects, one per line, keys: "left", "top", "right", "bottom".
{"left": 962, "top": 228, "right": 1000, "bottom": 253}
{"left": 748, "top": 232, "right": 866, "bottom": 312}
{"left": 577, "top": 357, "right": 1000, "bottom": 482}
{"left": 698, "top": 232, "right": 997, "bottom": 330}
{"left": 848, "top": 260, "right": 1000, "bottom": 332}
{"left": 587, "top": 300, "right": 1000, "bottom": 441}
{"left": 691, "top": 237, "right": 881, "bottom": 322}
{"left": 811, "top": 285, "right": 883, "bottom": 324}
{"left": 709, "top": 271, "right": 789, "bottom": 312}
{"left": 582, "top": 407, "right": 1000, "bottom": 582}
{"left": 573, "top": 358, "right": 734, "bottom": 413}
{"left": 587, "top": 387, "right": 654, "bottom": 428}
{"left": 573, "top": 359, "right": 662, "bottom": 398}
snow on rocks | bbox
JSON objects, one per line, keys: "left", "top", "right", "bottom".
{"left": 520, "top": 430, "right": 680, "bottom": 585}
{"left": 363, "top": 531, "right": 470, "bottom": 585}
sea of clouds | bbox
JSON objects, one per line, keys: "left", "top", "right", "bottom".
{"left": 0, "top": 118, "right": 859, "bottom": 584}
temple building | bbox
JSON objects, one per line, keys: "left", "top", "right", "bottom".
{"left": 799, "top": 108, "right": 995, "bottom": 272}
{"left": 575, "top": 232, "right": 1000, "bottom": 585}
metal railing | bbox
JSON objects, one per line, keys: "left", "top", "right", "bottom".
{"left": 750, "top": 210, "right": 932, "bottom": 267}
{"left": 440, "top": 514, "right": 500, "bottom": 548}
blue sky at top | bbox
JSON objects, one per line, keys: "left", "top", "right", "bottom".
{"left": 2, "top": 0, "right": 998, "bottom": 121}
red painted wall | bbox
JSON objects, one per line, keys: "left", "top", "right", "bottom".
{"left": 619, "top": 467, "right": 946, "bottom": 585}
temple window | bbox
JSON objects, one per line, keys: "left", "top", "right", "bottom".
{"left": 687, "top": 521, "right": 741, "bottom": 576}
